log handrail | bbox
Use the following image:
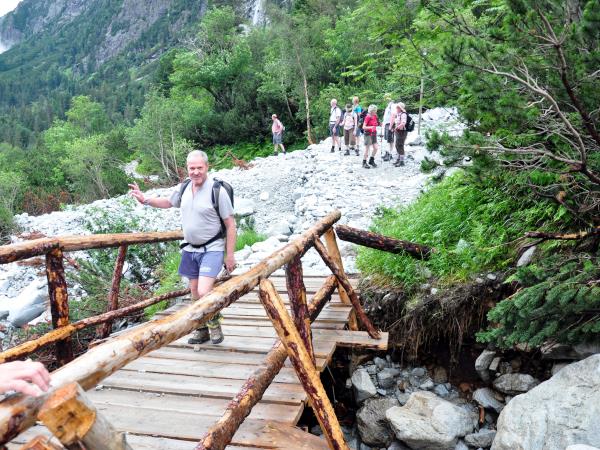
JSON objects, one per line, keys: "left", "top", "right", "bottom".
{"left": 0, "top": 230, "right": 183, "bottom": 264}
{"left": 0, "top": 210, "right": 342, "bottom": 444}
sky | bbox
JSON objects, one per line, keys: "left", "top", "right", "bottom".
{"left": 0, "top": 0, "right": 22, "bottom": 18}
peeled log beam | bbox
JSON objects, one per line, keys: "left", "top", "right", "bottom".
{"left": 98, "top": 244, "right": 128, "bottom": 339}
{"left": 323, "top": 228, "right": 358, "bottom": 331}
{"left": 0, "top": 231, "right": 183, "bottom": 264}
{"left": 335, "top": 224, "right": 434, "bottom": 259}
{"left": 312, "top": 236, "right": 381, "bottom": 339}
{"left": 0, "top": 210, "right": 340, "bottom": 445}
{"left": 38, "top": 382, "right": 131, "bottom": 450}
{"left": 258, "top": 279, "right": 349, "bottom": 450}
{"left": 195, "top": 275, "right": 337, "bottom": 450}
{"left": 19, "top": 436, "right": 64, "bottom": 449}
{"left": 285, "top": 255, "right": 314, "bottom": 364}
{"left": 45, "top": 248, "right": 72, "bottom": 366}
{"left": 0, "top": 289, "right": 190, "bottom": 363}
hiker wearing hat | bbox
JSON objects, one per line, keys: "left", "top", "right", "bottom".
{"left": 328, "top": 99, "right": 343, "bottom": 153}
{"left": 391, "top": 102, "right": 408, "bottom": 166}
{"left": 271, "top": 114, "right": 286, "bottom": 156}
{"left": 342, "top": 103, "right": 358, "bottom": 155}
{"left": 382, "top": 93, "right": 395, "bottom": 162}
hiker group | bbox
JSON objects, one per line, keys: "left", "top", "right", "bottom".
{"left": 328, "top": 94, "right": 414, "bottom": 169}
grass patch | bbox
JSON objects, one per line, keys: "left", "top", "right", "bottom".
{"left": 236, "top": 227, "right": 267, "bottom": 251}
{"left": 144, "top": 248, "right": 183, "bottom": 319}
{"left": 357, "top": 171, "right": 566, "bottom": 289}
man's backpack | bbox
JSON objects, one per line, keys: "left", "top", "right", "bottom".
{"left": 178, "top": 177, "right": 234, "bottom": 250}
{"left": 357, "top": 110, "right": 367, "bottom": 129}
{"left": 405, "top": 113, "right": 415, "bottom": 132}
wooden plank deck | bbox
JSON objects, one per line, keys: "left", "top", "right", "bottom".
{"left": 9, "top": 276, "right": 388, "bottom": 449}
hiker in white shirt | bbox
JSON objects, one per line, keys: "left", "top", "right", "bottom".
{"left": 328, "top": 99, "right": 342, "bottom": 153}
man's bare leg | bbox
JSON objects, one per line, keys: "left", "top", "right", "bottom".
{"left": 187, "top": 276, "right": 224, "bottom": 344}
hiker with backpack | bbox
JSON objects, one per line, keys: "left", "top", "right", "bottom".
{"left": 342, "top": 103, "right": 357, "bottom": 156}
{"left": 271, "top": 114, "right": 286, "bottom": 156}
{"left": 382, "top": 94, "right": 395, "bottom": 162}
{"left": 128, "top": 150, "right": 236, "bottom": 346}
{"left": 390, "top": 102, "right": 412, "bottom": 167}
{"left": 328, "top": 99, "right": 343, "bottom": 153}
{"left": 362, "top": 104, "right": 380, "bottom": 169}
{"left": 352, "top": 96, "right": 363, "bottom": 156}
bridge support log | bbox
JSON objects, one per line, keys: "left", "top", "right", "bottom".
{"left": 0, "top": 210, "right": 341, "bottom": 445}
{"left": 196, "top": 275, "right": 337, "bottom": 450}
{"left": 38, "top": 382, "right": 131, "bottom": 450}
{"left": 312, "top": 235, "right": 380, "bottom": 339}
{"left": 98, "top": 244, "right": 128, "bottom": 339}
{"left": 259, "top": 279, "right": 348, "bottom": 450}
{"left": 323, "top": 229, "right": 358, "bottom": 331}
{"left": 45, "top": 248, "right": 73, "bottom": 366}
{"left": 334, "top": 224, "right": 434, "bottom": 259}
{"left": 286, "top": 255, "right": 314, "bottom": 364}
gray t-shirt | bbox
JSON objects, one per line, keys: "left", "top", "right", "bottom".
{"left": 169, "top": 177, "right": 234, "bottom": 252}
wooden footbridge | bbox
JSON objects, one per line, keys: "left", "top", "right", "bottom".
{"left": 0, "top": 210, "right": 431, "bottom": 450}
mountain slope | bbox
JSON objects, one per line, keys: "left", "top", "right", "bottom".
{"left": 0, "top": 0, "right": 211, "bottom": 147}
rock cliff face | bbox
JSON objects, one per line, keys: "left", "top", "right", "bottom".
{"left": 0, "top": 0, "right": 194, "bottom": 63}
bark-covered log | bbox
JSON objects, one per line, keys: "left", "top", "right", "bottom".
{"left": 258, "top": 279, "right": 349, "bottom": 450}
{"left": 335, "top": 224, "right": 434, "bottom": 259}
{"left": 0, "top": 289, "right": 190, "bottom": 363}
{"left": 0, "top": 210, "right": 341, "bottom": 445}
{"left": 285, "top": 255, "right": 314, "bottom": 364}
{"left": 98, "top": 245, "right": 128, "bottom": 339}
{"left": 196, "top": 275, "right": 337, "bottom": 450}
{"left": 323, "top": 228, "right": 358, "bottom": 331}
{"left": 38, "top": 382, "right": 131, "bottom": 450}
{"left": 312, "top": 236, "right": 381, "bottom": 339}
{"left": 0, "top": 231, "right": 183, "bottom": 264}
{"left": 45, "top": 248, "right": 72, "bottom": 366}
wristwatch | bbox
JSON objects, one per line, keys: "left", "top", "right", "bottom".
{"left": 143, "top": 198, "right": 150, "bottom": 206}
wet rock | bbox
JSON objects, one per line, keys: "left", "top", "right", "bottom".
{"left": 411, "top": 367, "right": 426, "bottom": 377}
{"left": 475, "top": 349, "right": 496, "bottom": 382}
{"left": 493, "top": 354, "right": 600, "bottom": 450}
{"left": 356, "top": 397, "right": 399, "bottom": 447}
{"left": 433, "top": 366, "right": 448, "bottom": 384}
{"left": 377, "top": 369, "right": 398, "bottom": 389}
{"left": 493, "top": 373, "right": 539, "bottom": 395}
{"left": 465, "top": 429, "right": 496, "bottom": 448}
{"left": 434, "top": 384, "right": 450, "bottom": 398}
{"left": 352, "top": 369, "right": 377, "bottom": 403}
{"left": 386, "top": 391, "right": 475, "bottom": 449}
{"left": 472, "top": 388, "right": 504, "bottom": 413}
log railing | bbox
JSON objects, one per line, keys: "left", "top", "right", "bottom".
{"left": 0, "top": 210, "right": 427, "bottom": 448}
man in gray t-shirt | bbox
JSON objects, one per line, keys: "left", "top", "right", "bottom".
{"left": 129, "top": 150, "right": 236, "bottom": 345}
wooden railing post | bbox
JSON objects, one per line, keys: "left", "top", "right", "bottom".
{"left": 38, "top": 382, "right": 132, "bottom": 450}
{"left": 285, "top": 254, "right": 315, "bottom": 364}
{"left": 323, "top": 228, "right": 358, "bottom": 331}
{"left": 196, "top": 275, "right": 337, "bottom": 450}
{"left": 98, "top": 245, "right": 128, "bottom": 339}
{"left": 259, "top": 279, "right": 349, "bottom": 450}
{"left": 45, "top": 248, "right": 73, "bottom": 365}
{"left": 313, "top": 235, "right": 380, "bottom": 339}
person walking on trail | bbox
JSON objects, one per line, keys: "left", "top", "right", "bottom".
{"left": 342, "top": 103, "right": 357, "bottom": 156}
{"left": 328, "top": 99, "right": 342, "bottom": 153}
{"left": 129, "top": 150, "right": 237, "bottom": 346}
{"left": 271, "top": 114, "right": 286, "bottom": 156}
{"left": 362, "top": 104, "right": 380, "bottom": 169}
{"left": 382, "top": 94, "right": 395, "bottom": 162}
{"left": 391, "top": 102, "right": 408, "bottom": 167}
{"left": 352, "top": 96, "right": 363, "bottom": 156}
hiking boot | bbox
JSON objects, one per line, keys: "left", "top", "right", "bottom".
{"left": 188, "top": 327, "right": 210, "bottom": 345}
{"left": 394, "top": 159, "right": 405, "bottom": 167}
{"left": 382, "top": 152, "right": 391, "bottom": 162}
{"left": 209, "top": 324, "right": 224, "bottom": 344}
{"left": 355, "top": 149, "right": 359, "bottom": 156}
{"left": 362, "top": 160, "right": 371, "bottom": 169}
{"left": 344, "top": 149, "right": 350, "bottom": 156}
{"left": 330, "top": 146, "right": 335, "bottom": 153}
{"left": 368, "top": 157, "right": 378, "bottom": 168}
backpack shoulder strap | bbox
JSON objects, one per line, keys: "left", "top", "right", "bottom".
{"left": 179, "top": 178, "right": 191, "bottom": 198}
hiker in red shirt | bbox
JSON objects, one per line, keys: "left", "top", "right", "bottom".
{"left": 362, "top": 104, "right": 379, "bottom": 169}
